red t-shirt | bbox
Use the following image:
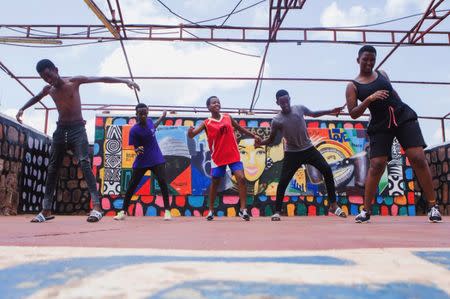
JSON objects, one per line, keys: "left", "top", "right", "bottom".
{"left": 204, "top": 114, "right": 240, "bottom": 167}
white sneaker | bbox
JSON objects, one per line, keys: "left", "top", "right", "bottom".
{"left": 333, "top": 207, "right": 347, "bottom": 218}
{"left": 355, "top": 210, "right": 370, "bottom": 223}
{"left": 113, "top": 210, "right": 126, "bottom": 221}
{"left": 239, "top": 209, "right": 250, "bottom": 221}
{"left": 271, "top": 212, "right": 281, "bottom": 221}
{"left": 164, "top": 209, "right": 172, "bottom": 221}
{"left": 428, "top": 205, "right": 442, "bottom": 223}
{"left": 206, "top": 210, "right": 214, "bottom": 221}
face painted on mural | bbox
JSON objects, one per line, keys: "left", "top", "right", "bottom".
{"left": 239, "top": 139, "right": 266, "bottom": 182}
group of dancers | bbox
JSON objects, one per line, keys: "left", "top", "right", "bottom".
{"left": 16, "top": 45, "right": 442, "bottom": 224}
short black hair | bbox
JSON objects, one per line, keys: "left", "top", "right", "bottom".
{"left": 36, "top": 59, "right": 56, "bottom": 73}
{"left": 135, "top": 103, "right": 148, "bottom": 112}
{"left": 275, "top": 89, "right": 289, "bottom": 99}
{"left": 358, "top": 45, "right": 376, "bottom": 57}
{"left": 206, "top": 96, "right": 218, "bottom": 107}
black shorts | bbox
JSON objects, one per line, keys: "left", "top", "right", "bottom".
{"left": 368, "top": 119, "right": 426, "bottom": 159}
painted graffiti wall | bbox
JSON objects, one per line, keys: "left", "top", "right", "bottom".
{"left": 0, "top": 113, "right": 91, "bottom": 215}
{"left": 94, "top": 115, "right": 417, "bottom": 217}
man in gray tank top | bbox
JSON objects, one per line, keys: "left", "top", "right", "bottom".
{"left": 257, "top": 89, "right": 345, "bottom": 220}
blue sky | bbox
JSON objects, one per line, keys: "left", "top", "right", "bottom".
{"left": 0, "top": 0, "right": 449, "bottom": 143}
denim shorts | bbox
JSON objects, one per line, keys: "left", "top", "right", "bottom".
{"left": 211, "top": 161, "right": 244, "bottom": 178}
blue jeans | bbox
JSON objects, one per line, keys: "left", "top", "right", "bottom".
{"left": 43, "top": 124, "right": 99, "bottom": 210}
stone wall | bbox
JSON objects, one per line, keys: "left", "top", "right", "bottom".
{"left": 0, "top": 113, "right": 91, "bottom": 215}
{"left": 0, "top": 116, "right": 26, "bottom": 215}
{"left": 54, "top": 154, "right": 92, "bottom": 215}
{"left": 415, "top": 142, "right": 450, "bottom": 216}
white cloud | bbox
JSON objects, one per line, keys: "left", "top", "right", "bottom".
{"left": 320, "top": 0, "right": 429, "bottom": 28}
{"left": 432, "top": 126, "right": 450, "bottom": 145}
{"left": 384, "top": 0, "right": 428, "bottom": 17}
{"left": 119, "top": 0, "right": 181, "bottom": 24}
{"left": 251, "top": 4, "right": 269, "bottom": 27}
{"left": 94, "top": 0, "right": 178, "bottom": 24}
{"left": 318, "top": 2, "right": 380, "bottom": 41}
{"left": 98, "top": 42, "right": 264, "bottom": 105}
{"left": 320, "top": 2, "right": 377, "bottom": 27}
{"left": 85, "top": 116, "right": 95, "bottom": 142}
{"left": 3, "top": 108, "right": 54, "bottom": 135}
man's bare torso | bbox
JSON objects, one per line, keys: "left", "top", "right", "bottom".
{"left": 49, "top": 78, "right": 84, "bottom": 124}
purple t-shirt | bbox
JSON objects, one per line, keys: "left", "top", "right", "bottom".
{"left": 129, "top": 118, "right": 165, "bottom": 168}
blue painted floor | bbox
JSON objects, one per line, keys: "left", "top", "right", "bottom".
{"left": 0, "top": 247, "right": 448, "bottom": 298}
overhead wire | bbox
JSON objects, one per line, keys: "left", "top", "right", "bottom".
{"left": 1, "top": 6, "right": 447, "bottom": 50}
{"left": 155, "top": 0, "right": 261, "bottom": 58}
{"left": 220, "top": 0, "right": 244, "bottom": 26}
{"left": 313, "top": 9, "right": 450, "bottom": 29}
{"left": 182, "top": 29, "right": 260, "bottom": 57}
{"left": 196, "top": 0, "right": 266, "bottom": 24}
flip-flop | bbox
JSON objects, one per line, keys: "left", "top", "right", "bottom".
{"left": 30, "top": 213, "right": 55, "bottom": 223}
{"left": 86, "top": 210, "right": 103, "bottom": 223}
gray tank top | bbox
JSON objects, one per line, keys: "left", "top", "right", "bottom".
{"left": 272, "top": 105, "right": 313, "bottom": 152}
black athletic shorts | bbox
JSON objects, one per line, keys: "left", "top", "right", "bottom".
{"left": 368, "top": 119, "right": 427, "bottom": 159}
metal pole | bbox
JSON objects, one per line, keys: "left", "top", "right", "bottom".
{"left": 44, "top": 108, "right": 49, "bottom": 135}
{"left": 442, "top": 118, "right": 446, "bottom": 142}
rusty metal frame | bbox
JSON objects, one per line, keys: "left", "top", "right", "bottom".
{"left": 14, "top": 75, "right": 450, "bottom": 85}
{"left": 249, "top": 0, "right": 303, "bottom": 112}
{"left": 85, "top": 0, "right": 139, "bottom": 102}
{"left": 0, "top": 60, "right": 50, "bottom": 134}
{"left": 376, "top": 0, "right": 449, "bottom": 69}
{"left": 34, "top": 103, "right": 450, "bottom": 142}
{"left": 2, "top": 25, "right": 449, "bottom": 45}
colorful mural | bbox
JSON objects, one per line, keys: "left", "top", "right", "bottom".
{"left": 93, "top": 115, "right": 417, "bottom": 217}
{"left": 2, "top": 112, "right": 443, "bottom": 217}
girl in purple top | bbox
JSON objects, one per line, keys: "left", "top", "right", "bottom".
{"left": 114, "top": 103, "right": 171, "bottom": 220}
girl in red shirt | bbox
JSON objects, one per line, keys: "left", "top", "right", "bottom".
{"left": 188, "top": 96, "right": 261, "bottom": 221}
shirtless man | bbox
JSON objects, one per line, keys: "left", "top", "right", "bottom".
{"left": 16, "top": 59, "right": 140, "bottom": 223}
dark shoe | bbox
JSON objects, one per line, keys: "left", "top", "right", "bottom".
{"left": 428, "top": 205, "right": 442, "bottom": 223}
{"left": 239, "top": 209, "right": 250, "bottom": 221}
{"left": 206, "top": 210, "right": 214, "bottom": 221}
{"left": 355, "top": 210, "right": 370, "bottom": 223}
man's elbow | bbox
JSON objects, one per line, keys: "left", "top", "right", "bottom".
{"left": 349, "top": 111, "right": 359, "bottom": 119}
